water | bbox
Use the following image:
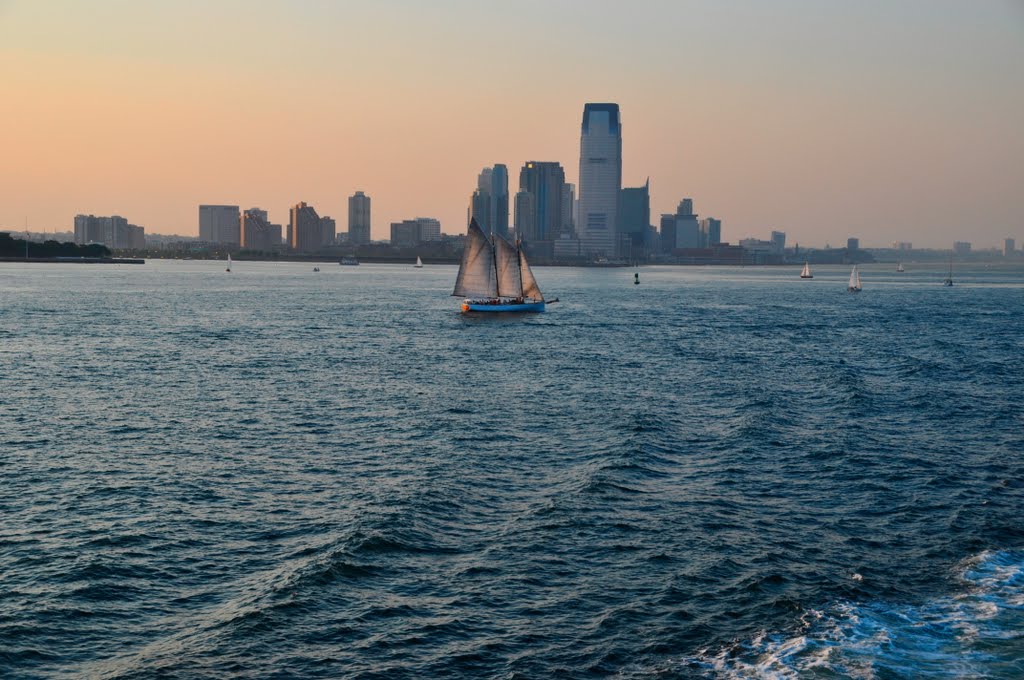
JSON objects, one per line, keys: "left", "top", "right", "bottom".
{"left": 1, "top": 260, "right": 1022, "bottom": 679}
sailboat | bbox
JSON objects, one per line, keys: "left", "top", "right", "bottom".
{"left": 800, "top": 262, "right": 813, "bottom": 279}
{"left": 226, "top": 254, "right": 232, "bottom": 272}
{"left": 897, "top": 262, "right": 905, "bottom": 273}
{"left": 847, "top": 265, "right": 861, "bottom": 293}
{"left": 414, "top": 256, "right": 423, "bottom": 268}
{"left": 943, "top": 257, "right": 953, "bottom": 286}
{"left": 453, "top": 218, "right": 545, "bottom": 313}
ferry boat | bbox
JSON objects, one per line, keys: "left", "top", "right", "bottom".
{"left": 339, "top": 256, "right": 359, "bottom": 266}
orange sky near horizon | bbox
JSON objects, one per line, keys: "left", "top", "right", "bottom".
{"left": 2, "top": 0, "right": 1022, "bottom": 248}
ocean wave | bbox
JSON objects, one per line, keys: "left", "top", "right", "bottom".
{"left": 687, "top": 549, "right": 1024, "bottom": 678}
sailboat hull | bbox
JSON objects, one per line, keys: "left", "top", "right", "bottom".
{"left": 461, "top": 299, "right": 545, "bottom": 313}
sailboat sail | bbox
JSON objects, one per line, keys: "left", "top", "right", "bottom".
{"left": 848, "top": 266, "right": 861, "bottom": 290}
{"left": 801, "top": 263, "right": 811, "bottom": 277}
{"left": 519, "top": 247, "right": 543, "bottom": 301}
{"left": 494, "top": 236, "right": 523, "bottom": 298}
{"left": 452, "top": 220, "right": 497, "bottom": 297}
{"left": 415, "top": 256, "right": 423, "bottom": 267}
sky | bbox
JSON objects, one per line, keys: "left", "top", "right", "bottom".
{"left": 1, "top": 0, "right": 1022, "bottom": 248}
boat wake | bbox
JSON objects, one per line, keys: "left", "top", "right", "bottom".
{"left": 687, "top": 549, "right": 1024, "bottom": 678}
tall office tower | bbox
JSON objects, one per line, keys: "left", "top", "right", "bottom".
{"left": 199, "top": 205, "right": 241, "bottom": 244}
{"left": 348, "top": 191, "right": 371, "bottom": 245}
{"left": 772, "top": 231, "right": 787, "bottom": 253}
{"left": 490, "top": 164, "right": 509, "bottom": 237}
{"left": 518, "top": 161, "right": 566, "bottom": 243}
{"left": 678, "top": 198, "right": 693, "bottom": 216}
{"left": 670, "top": 199, "right": 700, "bottom": 249}
{"left": 846, "top": 237, "right": 859, "bottom": 251}
{"left": 513, "top": 191, "right": 536, "bottom": 242}
{"left": 242, "top": 208, "right": 276, "bottom": 250}
{"left": 468, "top": 165, "right": 510, "bottom": 237}
{"left": 699, "top": 218, "right": 722, "bottom": 247}
{"left": 469, "top": 188, "right": 491, "bottom": 230}
{"left": 320, "top": 216, "right": 336, "bottom": 246}
{"left": 289, "top": 202, "right": 321, "bottom": 251}
{"left": 618, "top": 179, "right": 650, "bottom": 258}
{"left": 578, "top": 103, "right": 622, "bottom": 257}
{"left": 660, "top": 214, "right": 677, "bottom": 253}
{"left": 1004, "top": 238, "right": 1015, "bottom": 256}
{"left": 561, "top": 183, "right": 575, "bottom": 235}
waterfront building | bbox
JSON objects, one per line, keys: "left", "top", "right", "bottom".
{"left": 320, "top": 216, "right": 336, "bottom": 246}
{"left": 700, "top": 217, "right": 722, "bottom": 247}
{"left": 673, "top": 199, "right": 700, "bottom": 249}
{"left": 517, "top": 161, "right": 566, "bottom": 245}
{"left": 578, "top": 103, "right": 622, "bottom": 258}
{"left": 660, "top": 214, "right": 677, "bottom": 253}
{"left": 242, "top": 209, "right": 278, "bottom": 250}
{"left": 953, "top": 241, "right": 971, "bottom": 255}
{"left": 199, "top": 205, "right": 241, "bottom": 245}
{"left": 289, "top": 202, "right": 321, "bottom": 252}
{"left": 514, "top": 191, "right": 536, "bottom": 243}
{"left": 468, "top": 165, "right": 509, "bottom": 237}
{"left": 73, "top": 214, "right": 144, "bottom": 249}
{"left": 389, "top": 218, "right": 441, "bottom": 246}
{"left": 772, "top": 231, "right": 787, "bottom": 253}
{"left": 1004, "top": 238, "right": 1015, "bottom": 256}
{"left": 348, "top": 191, "right": 371, "bottom": 245}
{"left": 846, "top": 237, "right": 859, "bottom": 251}
{"left": 618, "top": 180, "right": 650, "bottom": 259}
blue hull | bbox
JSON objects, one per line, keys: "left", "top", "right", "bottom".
{"left": 462, "top": 300, "right": 545, "bottom": 313}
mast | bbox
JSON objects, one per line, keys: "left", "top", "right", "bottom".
{"left": 492, "top": 232, "right": 499, "bottom": 297}
{"left": 517, "top": 239, "right": 524, "bottom": 298}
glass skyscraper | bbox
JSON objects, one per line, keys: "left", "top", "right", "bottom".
{"left": 577, "top": 103, "right": 622, "bottom": 258}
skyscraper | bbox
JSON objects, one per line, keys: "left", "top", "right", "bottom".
{"left": 618, "top": 179, "right": 650, "bottom": 258}
{"left": 514, "top": 191, "right": 535, "bottom": 243}
{"left": 289, "top": 202, "right": 321, "bottom": 251}
{"left": 673, "top": 199, "right": 700, "bottom": 249}
{"left": 699, "top": 217, "right": 722, "bottom": 247}
{"left": 578, "top": 103, "right": 622, "bottom": 258}
{"left": 348, "top": 191, "right": 371, "bottom": 245}
{"left": 468, "top": 165, "right": 509, "bottom": 237}
{"left": 199, "top": 205, "right": 241, "bottom": 245}
{"left": 242, "top": 208, "right": 277, "bottom": 250}
{"left": 518, "top": 161, "right": 566, "bottom": 244}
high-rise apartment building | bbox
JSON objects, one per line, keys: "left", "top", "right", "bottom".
{"left": 773, "top": 231, "right": 787, "bottom": 253}
{"left": 199, "top": 205, "right": 241, "bottom": 245}
{"left": 289, "top": 202, "right": 321, "bottom": 251}
{"left": 518, "top": 161, "right": 566, "bottom": 244}
{"left": 673, "top": 199, "right": 700, "bottom": 249}
{"left": 514, "top": 191, "right": 536, "bottom": 242}
{"left": 320, "top": 216, "right": 336, "bottom": 246}
{"left": 242, "top": 208, "right": 280, "bottom": 250}
{"left": 468, "top": 165, "right": 509, "bottom": 237}
{"left": 1003, "top": 238, "right": 1014, "bottom": 256}
{"left": 348, "top": 191, "right": 371, "bottom": 245}
{"left": 73, "top": 214, "right": 144, "bottom": 249}
{"left": 846, "top": 237, "right": 859, "bottom": 251}
{"left": 578, "top": 103, "right": 622, "bottom": 258}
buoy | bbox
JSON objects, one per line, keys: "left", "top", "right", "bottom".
{"left": 634, "top": 272, "right": 640, "bottom": 285}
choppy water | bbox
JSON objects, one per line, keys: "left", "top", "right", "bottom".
{"left": 1, "top": 260, "right": 1022, "bottom": 679}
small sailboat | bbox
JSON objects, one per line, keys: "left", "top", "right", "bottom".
{"left": 897, "top": 262, "right": 905, "bottom": 273}
{"left": 800, "top": 262, "right": 813, "bottom": 279}
{"left": 453, "top": 218, "right": 545, "bottom": 313}
{"left": 943, "top": 257, "right": 953, "bottom": 286}
{"left": 226, "top": 254, "right": 232, "bottom": 272}
{"left": 414, "top": 256, "right": 423, "bottom": 268}
{"left": 847, "top": 265, "right": 861, "bottom": 293}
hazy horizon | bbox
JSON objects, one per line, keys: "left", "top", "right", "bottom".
{"left": 2, "top": 0, "right": 1022, "bottom": 248}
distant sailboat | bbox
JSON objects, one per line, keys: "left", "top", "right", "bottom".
{"left": 847, "top": 265, "right": 861, "bottom": 293}
{"left": 226, "top": 254, "right": 232, "bottom": 272}
{"left": 943, "top": 257, "right": 953, "bottom": 286}
{"left": 414, "top": 256, "right": 423, "bottom": 268}
{"left": 800, "top": 262, "right": 813, "bottom": 279}
{"left": 453, "top": 218, "right": 545, "bottom": 313}
{"left": 897, "top": 262, "right": 905, "bottom": 273}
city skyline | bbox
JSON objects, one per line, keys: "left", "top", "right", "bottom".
{"left": 1, "top": 1, "right": 1022, "bottom": 248}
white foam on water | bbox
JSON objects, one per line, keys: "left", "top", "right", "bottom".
{"left": 688, "top": 550, "right": 1024, "bottom": 678}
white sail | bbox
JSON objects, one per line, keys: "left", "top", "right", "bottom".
{"left": 518, "top": 247, "right": 543, "bottom": 301}
{"left": 452, "top": 220, "right": 497, "bottom": 297}
{"left": 494, "top": 236, "right": 523, "bottom": 298}
{"left": 849, "top": 266, "right": 861, "bottom": 290}
{"left": 415, "top": 256, "right": 423, "bottom": 267}
{"left": 801, "top": 263, "right": 811, "bottom": 277}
